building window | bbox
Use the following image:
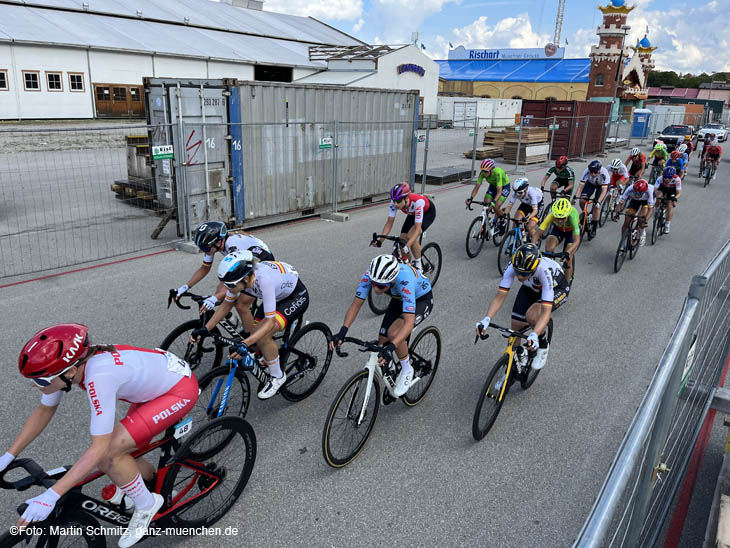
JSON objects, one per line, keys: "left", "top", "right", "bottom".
{"left": 595, "top": 74, "right": 605, "bottom": 86}
{"left": 130, "top": 87, "right": 141, "bottom": 102}
{"left": 254, "top": 65, "right": 293, "bottom": 83}
{"left": 545, "top": 96, "right": 557, "bottom": 101}
{"left": 22, "top": 71, "right": 40, "bottom": 91}
{"left": 113, "top": 87, "right": 127, "bottom": 101}
{"left": 512, "top": 95, "right": 523, "bottom": 100}
{"left": 96, "top": 86, "right": 110, "bottom": 101}
{"left": 46, "top": 72, "right": 63, "bottom": 91}
{"left": 0, "top": 70, "right": 8, "bottom": 91}
{"left": 68, "top": 73, "right": 85, "bottom": 92}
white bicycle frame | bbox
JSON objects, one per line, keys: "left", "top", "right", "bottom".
{"left": 356, "top": 351, "right": 421, "bottom": 424}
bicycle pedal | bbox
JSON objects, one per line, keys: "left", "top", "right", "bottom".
{"left": 382, "top": 390, "right": 396, "bottom": 405}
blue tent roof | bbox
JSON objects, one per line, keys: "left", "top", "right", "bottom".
{"left": 436, "top": 58, "right": 591, "bottom": 83}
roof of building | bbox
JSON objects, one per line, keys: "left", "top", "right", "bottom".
{"left": 295, "top": 70, "right": 376, "bottom": 85}
{"left": 648, "top": 87, "right": 700, "bottom": 98}
{"left": 436, "top": 58, "right": 591, "bottom": 83}
{"left": 0, "top": 0, "right": 362, "bottom": 67}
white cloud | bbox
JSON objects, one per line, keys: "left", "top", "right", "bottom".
{"left": 353, "top": 18, "right": 365, "bottom": 33}
{"left": 370, "top": 0, "right": 459, "bottom": 43}
{"left": 263, "top": 0, "right": 362, "bottom": 20}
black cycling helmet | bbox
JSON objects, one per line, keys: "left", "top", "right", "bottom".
{"left": 588, "top": 160, "right": 602, "bottom": 173}
{"left": 511, "top": 243, "right": 541, "bottom": 276}
{"left": 194, "top": 221, "right": 227, "bottom": 251}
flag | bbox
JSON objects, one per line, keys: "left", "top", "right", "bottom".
{"left": 449, "top": 42, "right": 454, "bottom": 49}
{"left": 421, "top": 43, "right": 426, "bottom": 50}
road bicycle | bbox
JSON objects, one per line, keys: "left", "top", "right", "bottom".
{"left": 465, "top": 200, "right": 508, "bottom": 257}
{"left": 648, "top": 164, "right": 663, "bottom": 186}
{"left": 321, "top": 327, "right": 442, "bottom": 468}
{"left": 614, "top": 212, "right": 646, "bottom": 273}
{"left": 162, "top": 291, "right": 332, "bottom": 417}
{"left": 651, "top": 196, "right": 676, "bottom": 245}
{"left": 538, "top": 189, "right": 570, "bottom": 241}
{"left": 0, "top": 415, "right": 255, "bottom": 547}
{"left": 703, "top": 160, "right": 716, "bottom": 188}
{"left": 575, "top": 197, "right": 601, "bottom": 241}
{"left": 497, "top": 217, "right": 530, "bottom": 276}
{"left": 600, "top": 184, "right": 623, "bottom": 227}
{"left": 367, "top": 233, "right": 442, "bottom": 315}
{"left": 472, "top": 320, "right": 553, "bottom": 441}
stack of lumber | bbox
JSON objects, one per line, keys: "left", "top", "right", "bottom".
{"left": 463, "top": 146, "right": 501, "bottom": 159}
{"left": 483, "top": 129, "right": 505, "bottom": 152}
{"left": 503, "top": 127, "right": 549, "bottom": 165}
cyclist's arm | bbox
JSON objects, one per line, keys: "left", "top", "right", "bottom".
{"left": 185, "top": 261, "right": 213, "bottom": 289}
{"left": 564, "top": 168, "right": 576, "bottom": 194}
{"left": 379, "top": 212, "right": 395, "bottom": 243}
{"left": 486, "top": 268, "right": 514, "bottom": 317}
{"left": 204, "top": 294, "right": 236, "bottom": 331}
{"left": 6, "top": 400, "right": 59, "bottom": 458}
{"left": 573, "top": 180, "right": 585, "bottom": 200}
{"left": 404, "top": 199, "right": 427, "bottom": 247}
{"left": 539, "top": 173, "right": 550, "bottom": 188}
{"left": 534, "top": 212, "right": 553, "bottom": 241}
{"left": 342, "top": 296, "right": 366, "bottom": 330}
{"left": 566, "top": 210, "right": 581, "bottom": 255}
{"left": 532, "top": 269, "right": 555, "bottom": 337}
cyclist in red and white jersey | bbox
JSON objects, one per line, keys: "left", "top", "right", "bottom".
{"left": 191, "top": 250, "right": 309, "bottom": 399}
{"left": 1, "top": 324, "right": 198, "bottom": 547}
{"left": 704, "top": 143, "right": 723, "bottom": 180}
{"left": 608, "top": 158, "right": 630, "bottom": 191}
{"left": 625, "top": 148, "right": 647, "bottom": 180}
{"left": 374, "top": 182, "right": 436, "bottom": 273}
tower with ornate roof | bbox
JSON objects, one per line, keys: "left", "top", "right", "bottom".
{"left": 587, "top": 0, "right": 634, "bottom": 100}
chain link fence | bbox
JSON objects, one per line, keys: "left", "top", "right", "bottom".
{"left": 575, "top": 239, "right": 730, "bottom": 547}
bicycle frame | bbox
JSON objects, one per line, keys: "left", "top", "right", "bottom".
{"left": 495, "top": 337, "right": 519, "bottom": 402}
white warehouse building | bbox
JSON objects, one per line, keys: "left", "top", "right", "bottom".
{"left": 0, "top": 0, "right": 439, "bottom": 120}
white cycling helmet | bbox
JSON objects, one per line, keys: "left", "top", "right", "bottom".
{"left": 678, "top": 144, "right": 687, "bottom": 153}
{"left": 369, "top": 255, "right": 399, "bottom": 285}
{"left": 217, "top": 249, "right": 255, "bottom": 285}
{"left": 513, "top": 178, "right": 529, "bottom": 193}
{"left": 631, "top": 147, "right": 641, "bottom": 156}
{"left": 609, "top": 158, "right": 623, "bottom": 170}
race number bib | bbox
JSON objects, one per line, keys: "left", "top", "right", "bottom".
{"left": 157, "top": 350, "right": 192, "bottom": 378}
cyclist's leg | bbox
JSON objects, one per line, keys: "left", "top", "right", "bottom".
{"left": 260, "top": 281, "right": 309, "bottom": 380}
{"left": 494, "top": 185, "right": 511, "bottom": 217}
{"left": 511, "top": 285, "right": 538, "bottom": 332}
{"left": 544, "top": 231, "right": 561, "bottom": 253}
{"left": 560, "top": 232, "right": 576, "bottom": 281}
{"left": 549, "top": 181, "right": 559, "bottom": 200}
{"left": 408, "top": 203, "right": 436, "bottom": 263}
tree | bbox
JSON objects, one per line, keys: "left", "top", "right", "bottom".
{"left": 647, "top": 70, "right": 725, "bottom": 89}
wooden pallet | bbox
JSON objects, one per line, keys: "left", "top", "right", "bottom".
{"left": 503, "top": 141, "right": 549, "bottom": 165}
{"left": 483, "top": 129, "right": 505, "bottom": 147}
{"left": 463, "top": 146, "right": 502, "bottom": 159}
{"left": 502, "top": 155, "right": 549, "bottom": 165}
{"left": 504, "top": 127, "right": 548, "bottom": 144}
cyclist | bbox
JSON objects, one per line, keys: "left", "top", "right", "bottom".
{"left": 704, "top": 142, "right": 723, "bottom": 180}
{"left": 540, "top": 155, "right": 575, "bottom": 200}
{"left": 614, "top": 179, "right": 655, "bottom": 247}
{"left": 648, "top": 142, "right": 668, "bottom": 177}
{"left": 532, "top": 198, "right": 580, "bottom": 283}
{"left": 625, "top": 147, "right": 647, "bottom": 181}
{"left": 503, "top": 178, "right": 544, "bottom": 241}
{"left": 330, "top": 255, "right": 434, "bottom": 397}
{"left": 465, "top": 159, "right": 511, "bottom": 234}
{"left": 173, "top": 221, "right": 274, "bottom": 317}
{"left": 2, "top": 324, "right": 198, "bottom": 547}
{"left": 476, "top": 243, "right": 570, "bottom": 372}
{"left": 191, "top": 250, "right": 309, "bottom": 399}
{"left": 654, "top": 166, "right": 682, "bottom": 234}
{"left": 666, "top": 150, "right": 686, "bottom": 179}
{"left": 573, "top": 159, "right": 609, "bottom": 238}
{"left": 608, "top": 158, "right": 630, "bottom": 191}
{"left": 699, "top": 134, "right": 717, "bottom": 165}
{"left": 681, "top": 137, "right": 693, "bottom": 161}
{"left": 375, "top": 182, "right": 436, "bottom": 273}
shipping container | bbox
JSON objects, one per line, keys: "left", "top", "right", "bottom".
{"left": 520, "top": 100, "right": 611, "bottom": 159}
{"left": 646, "top": 105, "right": 686, "bottom": 135}
{"left": 437, "top": 97, "right": 521, "bottom": 128}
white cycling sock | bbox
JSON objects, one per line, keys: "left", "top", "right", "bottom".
{"left": 414, "top": 258, "right": 422, "bottom": 269}
{"left": 120, "top": 473, "right": 155, "bottom": 511}
{"left": 399, "top": 355, "right": 413, "bottom": 375}
{"left": 264, "top": 356, "right": 283, "bottom": 378}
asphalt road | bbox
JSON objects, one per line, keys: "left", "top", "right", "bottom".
{"left": 1, "top": 152, "right": 729, "bottom": 547}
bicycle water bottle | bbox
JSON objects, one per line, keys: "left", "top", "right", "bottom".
{"left": 101, "top": 484, "right": 134, "bottom": 511}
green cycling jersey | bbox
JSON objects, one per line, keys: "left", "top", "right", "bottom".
{"left": 476, "top": 167, "right": 509, "bottom": 188}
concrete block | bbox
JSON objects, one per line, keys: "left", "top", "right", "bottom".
{"left": 321, "top": 212, "right": 350, "bottom": 222}
{"left": 175, "top": 241, "right": 200, "bottom": 254}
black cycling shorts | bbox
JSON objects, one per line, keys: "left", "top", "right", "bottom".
{"left": 511, "top": 277, "right": 569, "bottom": 322}
{"left": 552, "top": 178, "right": 572, "bottom": 189}
{"left": 548, "top": 226, "right": 577, "bottom": 245}
{"left": 580, "top": 183, "right": 605, "bottom": 202}
{"left": 517, "top": 201, "right": 544, "bottom": 221}
{"left": 628, "top": 163, "right": 643, "bottom": 176}
{"left": 253, "top": 279, "right": 309, "bottom": 330}
{"left": 400, "top": 200, "right": 436, "bottom": 235}
{"left": 656, "top": 185, "right": 677, "bottom": 198}
{"left": 626, "top": 199, "right": 648, "bottom": 212}
{"left": 379, "top": 291, "right": 434, "bottom": 337}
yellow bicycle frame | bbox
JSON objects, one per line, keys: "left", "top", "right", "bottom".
{"left": 495, "top": 335, "right": 519, "bottom": 402}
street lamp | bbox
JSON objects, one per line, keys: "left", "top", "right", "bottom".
{"left": 604, "top": 24, "right": 631, "bottom": 152}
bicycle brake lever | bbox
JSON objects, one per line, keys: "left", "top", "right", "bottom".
{"left": 167, "top": 289, "right": 176, "bottom": 309}
{"left": 16, "top": 503, "right": 27, "bottom": 516}
{"left": 335, "top": 347, "right": 349, "bottom": 358}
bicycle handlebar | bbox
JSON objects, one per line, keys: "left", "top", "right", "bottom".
{"left": 0, "top": 459, "right": 60, "bottom": 491}
{"left": 543, "top": 251, "right": 571, "bottom": 261}
{"left": 466, "top": 199, "right": 490, "bottom": 211}
{"left": 474, "top": 322, "right": 529, "bottom": 344}
{"left": 167, "top": 290, "right": 208, "bottom": 311}
{"left": 334, "top": 336, "right": 386, "bottom": 358}
{"left": 371, "top": 233, "right": 406, "bottom": 248}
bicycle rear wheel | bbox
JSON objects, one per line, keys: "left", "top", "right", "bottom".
{"left": 497, "top": 229, "right": 517, "bottom": 276}
{"left": 472, "top": 354, "right": 510, "bottom": 441}
{"left": 492, "top": 215, "right": 508, "bottom": 247}
{"left": 465, "top": 217, "right": 486, "bottom": 258}
{"left": 159, "top": 320, "right": 223, "bottom": 372}
{"left": 367, "top": 290, "right": 389, "bottom": 316}
{"left": 160, "top": 416, "right": 256, "bottom": 528}
{"left": 279, "top": 322, "right": 333, "bottom": 402}
{"left": 322, "top": 370, "right": 381, "bottom": 468}
{"left": 402, "top": 326, "right": 442, "bottom": 406}
{"left": 193, "top": 366, "right": 251, "bottom": 421}
{"left": 421, "top": 242, "right": 442, "bottom": 286}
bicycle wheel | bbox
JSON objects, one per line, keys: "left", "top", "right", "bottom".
{"left": 367, "top": 290, "right": 389, "bottom": 316}
{"left": 193, "top": 366, "right": 251, "bottom": 421}
{"left": 159, "top": 320, "right": 223, "bottom": 372}
{"left": 0, "top": 512, "right": 106, "bottom": 548}
{"left": 705, "top": 166, "right": 712, "bottom": 187}
{"left": 497, "top": 230, "right": 517, "bottom": 276}
{"left": 421, "top": 242, "right": 442, "bottom": 287}
{"left": 651, "top": 209, "right": 662, "bottom": 245}
{"left": 614, "top": 233, "right": 628, "bottom": 273}
{"left": 402, "top": 326, "right": 442, "bottom": 406}
{"left": 465, "top": 217, "right": 486, "bottom": 258}
{"left": 521, "top": 320, "right": 552, "bottom": 390}
{"left": 160, "top": 416, "right": 256, "bottom": 528}
{"left": 279, "top": 322, "right": 333, "bottom": 402}
{"left": 599, "top": 193, "right": 611, "bottom": 227}
{"left": 629, "top": 225, "right": 641, "bottom": 260}
{"left": 322, "top": 370, "right": 381, "bottom": 468}
{"left": 492, "top": 215, "right": 508, "bottom": 247}
{"left": 472, "top": 354, "right": 509, "bottom": 441}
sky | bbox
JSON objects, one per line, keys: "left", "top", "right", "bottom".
{"left": 263, "top": 0, "right": 730, "bottom": 75}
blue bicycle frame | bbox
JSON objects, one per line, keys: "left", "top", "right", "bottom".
{"left": 207, "top": 352, "right": 269, "bottom": 418}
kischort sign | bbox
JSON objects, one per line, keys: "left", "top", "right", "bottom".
{"left": 448, "top": 46, "right": 565, "bottom": 60}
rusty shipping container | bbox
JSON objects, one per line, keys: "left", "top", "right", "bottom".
{"left": 520, "top": 100, "right": 611, "bottom": 159}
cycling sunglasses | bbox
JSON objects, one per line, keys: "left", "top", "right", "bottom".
{"left": 371, "top": 281, "right": 391, "bottom": 289}
{"left": 223, "top": 280, "right": 242, "bottom": 289}
{"left": 31, "top": 365, "right": 75, "bottom": 387}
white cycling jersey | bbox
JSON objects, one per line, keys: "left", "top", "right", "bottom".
{"left": 388, "top": 194, "right": 430, "bottom": 223}
{"left": 655, "top": 175, "right": 682, "bottom": 190}
{"left": 508, "top": 186, "right": 543, "bottom": 207}
{"left": 225, "top": 261, "right": 299, "bottom": 319}
{"left": 40, "top": 347, "right": 191, "bottom": 436}
{"left": 580, "top": 167, "right": 610, "bottom": 186}
{"left": 499, "top": 257, "right": 564, "bottom": 303}
{"left": 203, "top": 233, "right": 270, "bottom": 264}
{"left": 620, "top": 184, "right": 656, "bottom": 206}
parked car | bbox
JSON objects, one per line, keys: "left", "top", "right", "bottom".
{"left": 653, "top": 125, "right": 694, "bottom": 152}
{"left": 697, "top": 123, "right": 728, "bottom": 142}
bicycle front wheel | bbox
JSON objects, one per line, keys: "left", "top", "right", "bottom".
{"left": 472, "top": 354, "right": 510, "bottom": 441}
{"left": 497, "top": 230, "right": 516, "bottom": 276}
{"left": 279, "top": 322, "right": 333, "bottom": 402}
{"left": 0, "top": 513, "right": 106, "bottom": 548}
{"left": 614, "top": 233, "right": 628, "bottom": 273}
{"left": 421, "top": 242, "right": 442, "bottom": 286}
{"left": 193, "top": 366, "right": 251, "bottom": 421}
{"left": 651, "top": 210, "right": 662, "bottom": 245}
{"left": 160, "top": 416, "right": 256, "bottom": 528}
{"left": 322, "top": 370, "right": 381, "bottom": 468}
{"left": 599, "top": 194, "right": 611, "bottom": 227}
{"left": 465, "top": 217, "right": 486, "bottom": 258}
{"left": 367, "top": 289, "right": 389, "bottom": 316}
{"left": 159, "top": 320, "right": 223, "bottom": 372}
{"left": 403, "top": 326, "right": 442, "bottom": 406}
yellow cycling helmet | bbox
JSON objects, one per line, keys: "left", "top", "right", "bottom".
{"left": 552, "top": 197, "right": 571, "bottom": 219}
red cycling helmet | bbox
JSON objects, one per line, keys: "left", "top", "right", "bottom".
{"left": 556, "top": 155, "right": 568, "bottom": 168}
{"left": 19, "top": 324, "right": 90, "bottom": 379}
{"left": 389, "top": 182, "right": 411, "bottom": 202}
{"left": 633, "top": 179, "right": 648, "bottom": 193}
{"left": 670, "top": 150, "right": 680, "bottom": 160}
